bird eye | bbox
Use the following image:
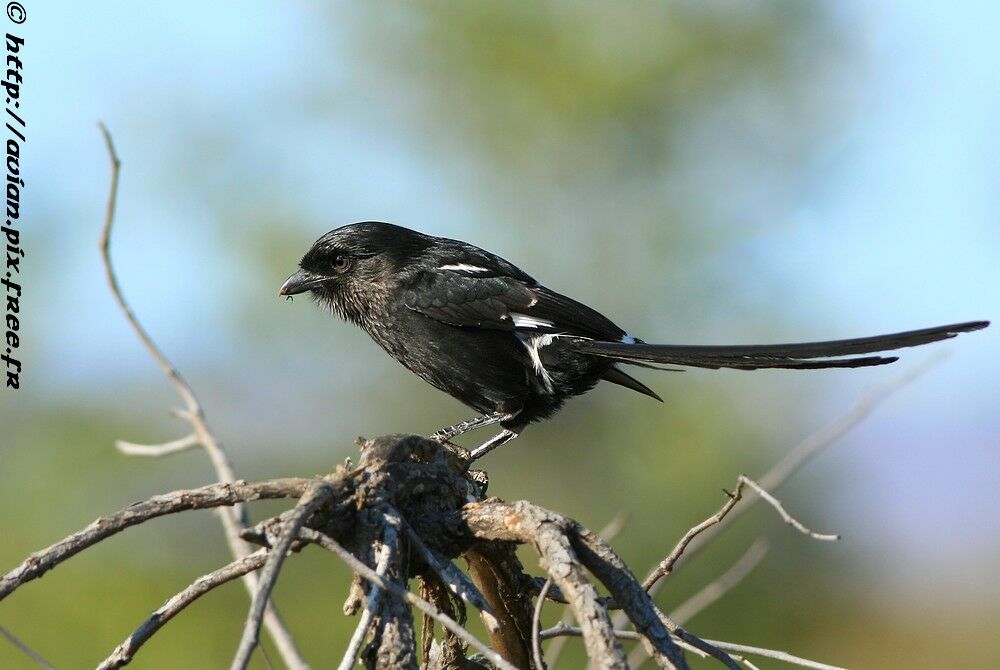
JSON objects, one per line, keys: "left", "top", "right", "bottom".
{"left": 332, "top": 254, "right": 350, "bottom": 273}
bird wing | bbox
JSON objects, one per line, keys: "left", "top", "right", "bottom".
{"left": 402, "top": 269, "right": 626, "bottom": 340}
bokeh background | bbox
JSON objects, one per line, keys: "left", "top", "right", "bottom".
{"left": 3, "top": 1, "right": 999, "bottom": 667}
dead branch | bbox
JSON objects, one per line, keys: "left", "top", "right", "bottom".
{"left": 625, "top": 474, "right": 839, "bottom": 668}
{"left": 97, "top": 123, "right": 307, "bottom": 669}
{"left": 540, "top": 625, "right": 845, "bottom": 670}
{"left": 0, "top": 430, "right": 862, "bottom": 669}
{"left": 641, "top": 487, "right": 745, "bottom": 591}
{"left": 621, "top": 367, "right": 935, "bottom": 668}
{"left": 232, "top": 482, "right": 337, "bottom": 669}
{"left": 301, "top": 527, "right": 517, "bottom": 670}
{"left": 665, "top": 356, "right": 942, "bottom": 579}
{"left": 642, "top": 474, "right": 836, "bottom": 593}
{"left": 531, "top": 579, "right": 552, "bottom": 670}
{"left": 98, "top": 550, "right": 269, "bottom": 669}
{"left": 338, "top": 530, "right": 394, "bottom": 670}
{"left": 0, "top": 478, "right": 312, "bottom": 600}
{"left": 544, "top": 511, "right": 626, "bottom": 668}
{"left": 462, "top": 500, "right": 689, "bottom": 669}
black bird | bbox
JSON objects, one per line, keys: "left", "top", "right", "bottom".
{"left": 280, "top": 222, "right": 988, "bottom": 461}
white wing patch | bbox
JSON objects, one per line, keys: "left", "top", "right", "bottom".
{"left": 438, "top": 263, "right": 489, "bottom": 273}
{"left": 510, "top": 312, "right": 554, "bottom": 329}
{"left": 516, "top": 333, "right": 560, "bottom": 394}
{"left": 621, "top": 334, "right": 638, "bottom": 344}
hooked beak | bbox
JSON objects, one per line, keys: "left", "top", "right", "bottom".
{"left": 279, "top": 269, "right": 325, "bottom": 296}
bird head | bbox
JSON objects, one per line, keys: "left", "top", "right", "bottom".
{"left": 280, "top": 221, "right": 430, "bottom": 325}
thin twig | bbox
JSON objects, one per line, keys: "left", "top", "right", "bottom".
{"left": 738, "top": 476, "right": 839, "bottom": 541}
{"left": 532, "top": 579, "right": 552, "bottom": 670}
{"left": 632, "top": 473, "right": 834, "bottom": 668}
{"left": 642, "top": 472, "right": 837, "bottom": 597}
{"left": 672, "top": 539, "right": 769, "bottom": 626}
{"left": 642, "top": 489, "right": 744, "bottom": 592}
{"left": 666, "top": 633, "right": 766, "bottom": 670}
{"left": 231, "top": 483, "right": 333, "bottom": 670}
{"left": 398, "top": 510, "right": 498, "bottom": 630}
{"left": 0, "top": 478, "right": 311, "bottom": 600}
{"left": 97, "top": 123, "right": 307, "bottom": 670}
{"left": 540, "top": 626, "right": 837, "bottom": 670}
{"left": 98, "top": 550, "right": 268, "bottom": 669}
{"left": 541, "top": 621, "right": 640, "bottom": 641}
{"left": 115, "top": 433, "right": 199, "bottom": 457}
{"left": 674, "top": 356, "right": 943, "bottom": 573}
{"left": 620, "top": 371, "right": 926, "bottom": 662}
{"left": 300, "top": 528, "right": 520, "bottom": 670}
{"left": 699, "top": 639, "right": 845, "bottom": 670}
{"left": 337, "top": 526, "right": 394, "bottom": 670}
{"left": 0, "top": 624, "right": 56, "bottom": 670}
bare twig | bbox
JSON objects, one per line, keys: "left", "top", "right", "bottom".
{"left": 699, "top": 639, "right": 845, "bottom": 670}
{"left": 614, "top": 370, "right": 935, "bottom": 668}
{"left": 300, "top": 528, "right": 520, "bottom": 670}
{"left": 532, "top": 578, "right": 552, "bottom": 670}
{"left": 0, "top": 624, "right": 56, "bottom": 670}
{"left": 115, "top": 433, "right": 199, "bottom": 457}
{"left": 0, "top": 478, "right": 311, "bottom": 600}
{"left": 98, "top": 550, "right": 269, "bottom": 669}
{"left": 398, "top": 510, "right": 498, "bottom": 630}
{"left": 671, "top": 539, "right": 769, "bottom": 626}
{"left": 540, "top": 626, "right": 840, "bottom": 670}
{"left": 738, "top": 476, "right": 838, "bottom": 541}
{"left": 675, "top": 357, "right": 943, "bottom": 573}
{"left": 337, "top": 534, "right": 393, "bottom": 670}
{"left": 642, "top": 488, "right": 745, "bottom": 592}
{"left": 642, "top": 475, "right": 836, "bottom": 597}
{"left": 541, "top": 621, "right": 640, "bottom": 641}
{"left": 595, "top": 511, "right": 630, "bottom": 544}
{"left": 631, "top": 474, "right": 834, "bottom": 668}
{"left": 97, "top": 123, "right": 307, "bottom": 669}
{"left": 231, "top": 483, "right": 334, "bottom": 670}
{"left": 97, "top": 124, "right": 241, "bottom": 504}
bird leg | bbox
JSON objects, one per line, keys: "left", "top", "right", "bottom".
{"left": 431, "top": 413, "right": 506, "bottom": 442}
{"left": 468, "top": 429, "right": 520, "bottom": 462}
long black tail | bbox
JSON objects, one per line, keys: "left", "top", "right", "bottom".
{"left": 576, "top": 321, "right": 989, "bottom": 371}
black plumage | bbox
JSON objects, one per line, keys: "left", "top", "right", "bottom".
{"left": 280, "top": 222, "right": 988, "bottom": 460}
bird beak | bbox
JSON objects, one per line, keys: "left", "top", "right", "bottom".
{"left": 279, "top": 269, "right": 324, "bottom": 296}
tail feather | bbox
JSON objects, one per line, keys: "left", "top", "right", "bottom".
{"left": 577, "top": 321, "right": 988, "bottom": 372}
{"left": 601, "top": 366, "right": 664, "bottom": 400}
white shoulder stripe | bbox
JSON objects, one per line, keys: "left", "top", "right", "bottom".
{"left": 439, "top": 263, "right": 489, "bottom": 273}
{"left": 510, "top": 313, "right": 554, "bottom": 329}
